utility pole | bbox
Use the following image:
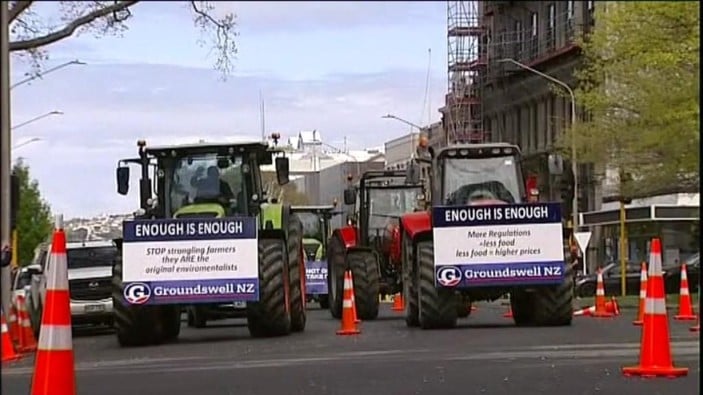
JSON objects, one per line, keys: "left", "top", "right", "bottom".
{"left": 1, "top": 4, "right": 13, "bottom": 316}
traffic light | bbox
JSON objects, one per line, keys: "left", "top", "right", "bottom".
{"left": 10, "top": 172, "right": 19, "bottom": 230}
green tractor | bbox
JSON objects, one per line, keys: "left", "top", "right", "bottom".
{"left": 290, "top": 205, "right": 341, "bottom": 309}
{"left": 112, "top": 137, "right": 306, "bottom": 347}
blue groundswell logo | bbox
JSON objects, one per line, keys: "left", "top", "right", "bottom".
{"left": 436, "top": 266, "right": 462, "bottom": 287}
{"left": 124, "top": 282, "right": 152, "bottom": 305}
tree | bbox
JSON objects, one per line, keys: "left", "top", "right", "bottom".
{"left": 12, "top": 159, "right": 52, "bottom": 265}
{"left": 262, "top": 172, "right": 310, "bottom": 205}
{"left": 559, "top": 2, "right": 699, "bottom": 198}
{"left": 8, "top": 1, "right": 238, "bottom": 76}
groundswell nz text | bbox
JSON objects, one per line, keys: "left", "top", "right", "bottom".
{"left": 150, "top": 281, "right": 256, "bottom": 297}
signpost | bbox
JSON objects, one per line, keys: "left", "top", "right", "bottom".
{"left": 574, "top": 231, "right": 592, "bottom": 275}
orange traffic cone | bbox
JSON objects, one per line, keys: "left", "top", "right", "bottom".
{"left": 337, "top": 270, "right": 361, "bottom": 336}
{"left": 392, "top": 293, "right": 404, "bottom": 312}
{"left": 591, "top": 268, "right": 614, "bottom": 318}
{"left": 7, "top": 304, "right": 20, "bottom": 344}
{"left": 633, "top": 262, "right": 648, "bottom": 326}
{"left": 1, "top": 308, "right": 22, "bottom": 364}
{"left": 622, "top": 238, "right": 688, "bottom": 378}
{"left": 349, "top": 272, "right": 361, "bottom": 324}
{"left": 31, "top": 225, "right": 77, "bottom": 395}
{"left": 574, "top": 306, "right": 595, "bottom": 317}
{"left": 673, "top": 263, "right": 697, "bottom": 321}
{"left": 503, "top": 306, "right": 513, "bottom": 318}
{"left": 17, "top": 294, "right": 38, "bottom": 353}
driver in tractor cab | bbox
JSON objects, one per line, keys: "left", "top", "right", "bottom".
{"left": 194, "top": 166, "right": 235, "bottom": 205}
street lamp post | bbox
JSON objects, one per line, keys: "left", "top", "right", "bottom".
{"left": 497, "top": 58, "right": 579, "bottom": 232}
{"left": 382, "top": 114, "right": 423, "bottom": 130}
{"left": 11, "top": 60, "right": 86, "bottom": 90}
{"left": 12, "top": 137, "right": 42, "bottom": 150}
{"left": 0, "top": 3, "right": 12, "bottom": 322}
{"left": 12, "top": 110, "right": 63, "bottom": 130}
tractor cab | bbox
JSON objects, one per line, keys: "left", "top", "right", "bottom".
{"left": 115, "top": 139, "right": 290, "bottom": 220}
{"left": 344, "top": 170, "right": 423, "bottom": 258}
{"left": 407, "top": 141, "right": 528, "bottom": 209}
{"left": 291, "top": 205, "right": 342, "bottom": 308}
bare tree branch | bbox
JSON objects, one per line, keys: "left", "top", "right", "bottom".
{"left": 9, "top": 0, "right": 140, "bottom": 52}
{"left": 9, "top": 0, "right": 33, "bottom": 23}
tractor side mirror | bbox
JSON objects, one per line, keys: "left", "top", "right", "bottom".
{"left": 116, "top": 166, "right": 130, "bottom": 195}
{"left": 405, "top": 162, "right": 421, "bottom": 184}
{"left": 548, "top": 153, "right": 564, "bottom": 175}
{"left": 343, "top": 188, "right": 356, "bottom": 205}
{"left": 275, "top": 157, "right": 290, "bottom": 185}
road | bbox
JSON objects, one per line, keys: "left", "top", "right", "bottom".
{"left": 2, "top": 303, "right": 699, "bottom": 395}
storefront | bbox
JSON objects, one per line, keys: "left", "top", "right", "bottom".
{"left": 580, "top": 201, "right": 699, "bottom": 271}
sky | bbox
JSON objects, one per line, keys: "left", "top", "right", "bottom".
{"left": 10, "top": 1, "right": 449, "bottom": 219}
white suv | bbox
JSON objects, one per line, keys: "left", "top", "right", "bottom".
{"left": 29, "top": 240, "right": 116, "bottom": 334}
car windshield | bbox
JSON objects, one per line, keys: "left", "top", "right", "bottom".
{"left": 168, "top": 154, "right": 244, "bottom": 215}
{"left": 67, "top": 247, "right": 117, "bottom": 270}
{"left": 298, "top": 212, "right": 324, "bottom": 241}
{"left": 367, "top": 187, "right": 421, "bottom": 229}
{"left": 443, "top": 156, "right": 522, "bottom": 205}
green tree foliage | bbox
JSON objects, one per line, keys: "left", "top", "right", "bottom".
{"left": 262, "top": 172, "right": 310, "bottom": 205}
{"left": 9, "top": 1, "right": 238, "bottom": 76}
{"left": 560, "top": 1, "right": 699, "bottom": 197}
{"left": 12, "top": 160, "right": 52, "bottom": 265}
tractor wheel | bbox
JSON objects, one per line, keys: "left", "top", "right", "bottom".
{"left": 112, "top": 254, "right": 161, "bottom": 347}
{"left": 402, "top": 232, "right": 419, "bottom": 327}
{"left": 327, "top": 235, "right": 346, "bottom": 319}
{"left": 348, "top": 250, "right": 380, "bottom": 320}
{"left": 287, "top": 214, "right": 307, "bottom": 332}
{"left": 247, "top": 238, "right": 292, "bottom": 337}
{"left": 186, "top": 305, "right": 208, "bottom": 328}
{"left": 416, "top": 241, "right": 457, "bottom": 329}
{"left": 531, "top": 263, "right": 574, "bottom": 326}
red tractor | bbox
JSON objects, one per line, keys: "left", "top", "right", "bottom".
{"left": 399, "top": 139, "right": 574, "bottom": 329}
{"left": 326, "top": 170, "right": 423, "bottom": 320}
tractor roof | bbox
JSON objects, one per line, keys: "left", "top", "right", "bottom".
{"left": 143, "top": 140, "right": 282, "bottom": 164}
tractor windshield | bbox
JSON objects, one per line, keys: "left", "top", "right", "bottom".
{"left": 442, "top": 156, "right": 523, "bottom": 205}
{"left": 298, "top": 212, "right": 324, "bottom": 241}
{"left": 367, "top": 187, "right": 420, "bottom": 230}
{"left": 168, "top": 153, "right": 245, "bottom": 217}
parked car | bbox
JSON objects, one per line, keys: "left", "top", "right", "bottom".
{"left": 663, "top": 252, "right": 700, "bottom": 295}
{"left": 11, "top": 264, "right": 42, "bottom": 311}
{"left": 574, "top": 262, "right": 643, "bottom": 298}
{"left": 27, "top": 240, "right": 117, "bottom": 336}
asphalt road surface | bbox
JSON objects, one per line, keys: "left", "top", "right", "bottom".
{"left": 2, "top": 303, "right": 699, "bottom": 395}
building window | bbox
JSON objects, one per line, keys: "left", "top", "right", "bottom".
{"left": 515, "top": 20, "right": 524, "bottom": 53}
{"left": 531, "top": 12, "right": 538, "bottom": 36}
{"left": 567, "top": 1, "right": 575, "bottom": 19}
{"left": 587, "top": 0, "right": 594, "bottom": 11}
{"left": 531, "top": 102, "right": 538, "bottom": 150}
{"left": 548, "top": 4, "right": 556, "bottom": 30}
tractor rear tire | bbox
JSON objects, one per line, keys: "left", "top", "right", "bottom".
{"left": 416, "top": 241, "right": 457, "bottom": 330}
{"left": 160, "top": 305, "right": 182, "bottom": 342}
{"left": 247, "top": 238, "right": 292, "bottom": 337}
{"left": 112, "top": 254, "right": 161, "bottom": 347}
{"left": 327, "top": 235, "right": 346, "bottom": 319}
{"left": 349, "top": 250, "right": 380, "bottom": 320}
{"left": 287, "top": 214, "right": 307, "bottom": 332}
{"left": 456, "top": 294, "right": 471, "bottom": 318}
{"left": 402, "top": 233, "right": 419, "bottom": 327}
{"left": 531, "top": 263, "right": 574, "bottom": 326}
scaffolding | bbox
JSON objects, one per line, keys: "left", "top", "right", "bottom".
{"left": 445, "top": 1, "right": 488, "bottom": 145}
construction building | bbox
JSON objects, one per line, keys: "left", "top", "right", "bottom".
{"left": 437, "top": 1, "right": 699, "bottom": 271}
{"left": 440, "top": 1, "right": 596, "bottom": 206}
